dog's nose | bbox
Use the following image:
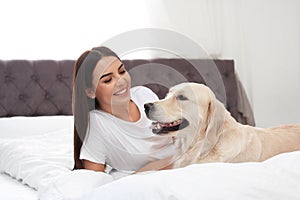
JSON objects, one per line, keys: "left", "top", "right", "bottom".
{"left": 144, "top": 103, "right": 153, "bottom": 116}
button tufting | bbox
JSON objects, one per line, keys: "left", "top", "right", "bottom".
{"left": 31, "top": 74, "right": 39, "bottom": 82}
{"left": 18, "top": 94, "right": 26, "bottom": 101}
{"left": 56, "top": 74, "right": 63, "bottom": 81}
{"left": 45, "top": 92, "right": 51, "bottom": 99}
{"left": 5, "top": 75, "right": 13, "bottom": 83}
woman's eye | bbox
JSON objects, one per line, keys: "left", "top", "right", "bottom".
{"left": 119, "top": 70, "right": 126, "bottom": 74}
{"left": 176, "top": 94, "right": 188, "bottom": 101}
{"left": 104, "top": 78, "right": 112, "bottom": 83}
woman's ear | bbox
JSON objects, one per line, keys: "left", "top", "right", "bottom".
{"left": 85, "top": 88, "right": 96, "bottom": 99}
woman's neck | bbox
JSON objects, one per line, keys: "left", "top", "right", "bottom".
{"left": 100, "top": 100, "right": 140, "bottom": 122}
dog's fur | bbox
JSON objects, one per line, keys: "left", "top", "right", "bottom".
{"left": 145, "top": 82, "right": 300, "bottom": 168}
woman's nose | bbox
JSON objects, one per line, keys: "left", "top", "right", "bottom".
{"left": 116, "top": 74, "right": 126, "bottom": 85}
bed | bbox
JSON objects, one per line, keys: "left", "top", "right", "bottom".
{"left": 1, "top": 59, "right": 299, "bottom": 200}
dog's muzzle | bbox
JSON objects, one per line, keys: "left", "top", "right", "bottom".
{"left": 144, "top": 103, "right": 189, "bottom": 134}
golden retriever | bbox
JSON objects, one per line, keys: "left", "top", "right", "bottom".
{"left": 144, "top": 82, "right": 300, "bottom": 168}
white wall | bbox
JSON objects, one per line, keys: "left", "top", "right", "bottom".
{"left": 135, "top": 0, "right": 300, "bottom": 128}
{"left": 241, "top": 0, "right": 300, "bottom": 127}
{"left": 0, "top": 0, "right": 152, "bottom": 59}
{"left": 1, "top": 0, "right": 299, "bottom": 127}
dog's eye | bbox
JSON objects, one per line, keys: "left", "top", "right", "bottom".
{"left": 176, "top": 94, "right": 188, "bottom": 101}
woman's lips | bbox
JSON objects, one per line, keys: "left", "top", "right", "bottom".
{"left": 114, "top": 87, "right": 128, "bottom": 96}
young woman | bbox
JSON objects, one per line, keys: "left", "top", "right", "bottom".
{"left": 73, "top": 46, "right": 175, "bottom": 174}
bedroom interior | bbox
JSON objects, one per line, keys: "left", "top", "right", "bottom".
{"left": 0, "top": 0, "right": 299, "bottom": 199}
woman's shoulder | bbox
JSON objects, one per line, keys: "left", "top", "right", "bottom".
{"left": 89, "top": 109, "right": 112, "bottom": 122}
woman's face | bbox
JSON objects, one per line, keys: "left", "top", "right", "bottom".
{"left": 88, "top": 56, "right": 131, "bottom": 112}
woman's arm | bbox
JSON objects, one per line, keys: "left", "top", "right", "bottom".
{"left": 83, "top": 159, "right": 105, "bottom": 172}
{"left": 135, "top": 157, "right": 173, "bottom": 173}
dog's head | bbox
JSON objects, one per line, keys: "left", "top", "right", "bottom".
{"left": 144, "top": 82, "right": 226, "bottom": 156}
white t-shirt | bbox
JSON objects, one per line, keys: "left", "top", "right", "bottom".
{"left": 80, "top": 86, "right": 175, "bottom": 172}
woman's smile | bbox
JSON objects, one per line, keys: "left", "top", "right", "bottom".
{"left": 114, "top": 87, "right": 128, "bottom": 96}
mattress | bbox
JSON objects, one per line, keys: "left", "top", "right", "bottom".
{"left": 1, "top": 115, "right": 300, "bottom": 200}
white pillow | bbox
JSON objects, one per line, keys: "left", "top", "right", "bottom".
{"left": 0, "top": 116, "right": 73, "bottom": 138}
{"left": 0, "top": 126, "right": 114, "bottom": 200}
{"left": 0, "top": 129, "right": 73, "bottom": 190}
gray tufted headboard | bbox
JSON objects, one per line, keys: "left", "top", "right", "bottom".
{"left": 0, "top": 59, "right": 254, "bottom": 125}
{"left": 0, "top": 60, "right": 74, "bottom": 117}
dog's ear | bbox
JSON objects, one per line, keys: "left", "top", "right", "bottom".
{"left": 199, "top": 91, "right": 226, "bottom": 157}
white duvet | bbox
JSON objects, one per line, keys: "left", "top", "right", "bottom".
{"left": 79, "top": 151, "right": 300, "bottom": 200}
{"left": 1, "top": 116, "right": 300, "bottom": 200}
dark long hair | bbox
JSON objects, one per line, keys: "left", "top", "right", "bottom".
{"left": 73, "top": 46, "right": 120, "bottom": 169}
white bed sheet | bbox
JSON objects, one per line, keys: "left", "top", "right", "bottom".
{"left": 0, "top": 172, "right": 38, "bottom": 200}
